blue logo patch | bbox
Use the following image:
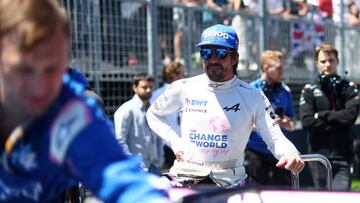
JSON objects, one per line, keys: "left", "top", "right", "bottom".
{"left": 189, "top": 130, "right": 228, "bottom": 148}
{"left": 185, "top": 98, "right": 208, "bottom": 106}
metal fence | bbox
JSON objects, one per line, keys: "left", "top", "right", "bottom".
{"left": 59, "top": 0, "right": 360, "bottom": 115}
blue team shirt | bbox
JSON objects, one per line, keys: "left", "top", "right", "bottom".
{"left": 247, "top": 79, "right": 295, "bottom": 155}
{"left": 67, "top": 67, "right": 90, "bottom": 89}
{"left": 150, "top": 83, "right": 169, "bottom": 104}
{"left": 0, "top": 74, "right": 168, "bottom": 202}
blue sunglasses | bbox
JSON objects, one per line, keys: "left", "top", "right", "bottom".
{"left": 200, "top": 48, "right": 230, "bottom": 60}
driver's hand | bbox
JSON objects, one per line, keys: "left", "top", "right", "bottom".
{"left": 175, "top": 151, "right": 185, "bottom": 162}
{"left": 276, "top": 153, "right": 304, "bottom": 173}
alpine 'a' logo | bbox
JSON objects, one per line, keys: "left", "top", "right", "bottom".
{"left": 223, "top": 103, "right": 240, "bottom": 112}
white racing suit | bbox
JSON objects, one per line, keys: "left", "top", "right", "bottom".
{"left": 147, "top": 74, "right": 299, "bottom": 187}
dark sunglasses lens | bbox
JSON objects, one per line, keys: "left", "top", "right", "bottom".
{"left": 216, "top": 48, "right": 228, "bottom": 59}
{"left": 200, "top": 49, "right": 212, "bottom": 60}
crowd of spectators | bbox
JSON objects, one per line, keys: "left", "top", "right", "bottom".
{"left": 150, "top": 0, "right": 360, "bottom": 67}
{"left": 116, "top": 0, "right": 360, "bottom": 67}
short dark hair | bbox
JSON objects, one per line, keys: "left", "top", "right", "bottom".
{"left": 315, "top": 44, "right": 339, "bottom": 62}
{"left": 132, "top": 72, "right": 154, "bottom": 87}
{"left": 231, "top": 49, "right": 239, "bottom": 76}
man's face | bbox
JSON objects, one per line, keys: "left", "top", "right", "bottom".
{"left": 133, "top": 79, "right": 153, "bottom": 102}
{"left": 316, "top": 50, "right": 338, "bottom": 75}
{"left": 201, "top": 45, "right": 238, "bottom": 82}
{"left": 0, "top": 27, "right": 69, "bottom": 118}
{"left": 264, "top": 58, "right": 283, "bottom": 83}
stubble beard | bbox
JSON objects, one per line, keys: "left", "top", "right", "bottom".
{"left": 139, "top": 93, "right": 152, "bottom": 102}
{"left": 205, "top": 64, "right": 225, "bottom": 82}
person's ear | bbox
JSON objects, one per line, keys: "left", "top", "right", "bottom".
{"left": 315, "top": 60, "right": 321, "bottom": 70}
{"left": 132, "top": 84, "right": 137, "bottom": 93}
{"left": 262, "top": 64, "right": 268, "bottom": 72}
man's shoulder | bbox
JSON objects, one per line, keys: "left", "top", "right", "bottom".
{"left": 67, "top": 67, "right": 90, "bottom": 89}
{"left": 184, "top": 74, "right": 204, "bottom": 83}
{"left": 47, "top": 82, "right": 112, "bottom": 164}
{"left": 152, "top": 85, "right": 167, "bottom": 95}
{"left": 231, "top": 79, "right": 265, "bottom": 105}
{"left": 114, "top": 98, "right": 137, "bottom": 117}
{"left": 52, "top": 82, "right": 107, "bottom": 126}
{"left": 51, "top": 75, "right": 110, "bottom": 130}
{"left": 340, "top": 80, "right": 359, "bottom": 97}
{"left": 280, "top": 82, "right": 292, "bottom": 93}
{"left": 62, "top": 75, "right": 104, "bottom": 108}
{"left": 236, "top": 78, "right": 260, "bottom": 94}
{"left": 169, "top": 74, "right": 204, "bottom": 89}
{"left": 301, "top": 83, "right": 317, "bottom": 92}
{"left": 47, "top": 98, "right": 95, "bottom": 164}
{"left": 340, "top": 79, "right": 357, "bottom": 88}
{"left": 249, "top": 78, "right": 261, "bottom": 87}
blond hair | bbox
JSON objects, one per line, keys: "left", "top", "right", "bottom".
{"left": 260, "top": 50, "right": 283, "bottom": 69}
{"left": 0, "top": 0, "right": 70, "bottom": 51}
{"left": 162, "top": 62, "right": 184, "bottom": 84}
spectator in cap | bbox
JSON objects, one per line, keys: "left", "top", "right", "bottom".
{"left": 147, "top": 24, "right": 304, "bottom": 188}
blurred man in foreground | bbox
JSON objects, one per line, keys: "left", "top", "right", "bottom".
{"left": 0, "top": 0, "right": 169, "bottom": 202}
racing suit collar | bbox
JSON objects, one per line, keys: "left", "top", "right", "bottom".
{"left": 206, "top": 75, "right": 238, "bottom": 90}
